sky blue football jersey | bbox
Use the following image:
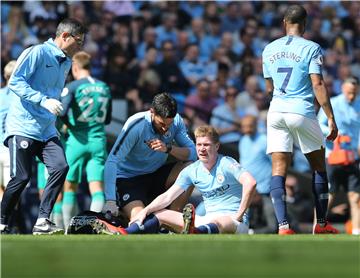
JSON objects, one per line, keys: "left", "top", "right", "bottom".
{"left": 262, "top": 35, "right": 324, "bottom": 119}
{"left": 175, "top": 155, "right": 246, "bottom": 215}
{"left": 104, "top": 111, "right": 197, "bottom": 200}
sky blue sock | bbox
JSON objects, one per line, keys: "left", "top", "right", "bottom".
{"left": 270, "top": 175, "right": 288, "bottom": 226}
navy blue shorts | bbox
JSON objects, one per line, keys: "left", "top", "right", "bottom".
{"left": 326, "top": 162, "right": 360, "bottom": 193}
{"left": 116, "top": 162, "right": 176, "bottom": 207}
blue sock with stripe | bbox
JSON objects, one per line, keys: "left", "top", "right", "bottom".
{"left": 270, "top": 175, "right": 288, "bottom": 227}
{"left": 126, "top": 214, "right": 160, "bottom": 234}
{"left": 196, "top": 223, "right": 219, "bottom": 234}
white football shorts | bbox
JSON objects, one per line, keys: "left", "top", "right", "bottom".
{"left": 267, "top": 112, "right": 324, "bottom": 154}
{"left": 195, "top": 213, "right": 249, "bottom": 234}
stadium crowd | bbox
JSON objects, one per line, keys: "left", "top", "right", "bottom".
{"left": 1, "top": 1, "right": 359, "bottom": 234}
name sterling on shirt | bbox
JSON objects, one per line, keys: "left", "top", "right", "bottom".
{"left": 269, "top": 52, "right": 301, "bottom": 64}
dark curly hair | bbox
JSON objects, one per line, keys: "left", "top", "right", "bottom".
{"left": 152, "top": 93, "right": 177, "bottom": 118}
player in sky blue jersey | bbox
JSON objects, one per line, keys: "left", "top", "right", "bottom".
{"left": 90, "top": 125, "right": 256, "bottom": 235}
{"left": 102, "top": 93, "right": 197, "bottom": 223}
{"left": 262, "top": 5, "right": 339, "bottom": 234}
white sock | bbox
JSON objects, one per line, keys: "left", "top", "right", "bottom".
{"left": 352, "top": 229, "right": 360, "bottom": 235}
{"left": 35, "top": 217, "right": 47, "bottom": 225}
{"left": 279, "top": 224, "right": 289, "bottom": 230}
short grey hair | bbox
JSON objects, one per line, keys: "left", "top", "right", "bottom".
{"left": 55, "top": 18, "right": 87, "bottom": 37}
{"left": 343, "top": 77, "right": 359, "bottom": 86}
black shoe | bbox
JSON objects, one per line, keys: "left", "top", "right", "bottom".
{"left": 33, "top": 219, "right": 64, "bottom": 235}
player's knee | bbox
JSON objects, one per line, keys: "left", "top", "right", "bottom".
{"left": 49, "top": 162, "right": 69, "bottom": 176}
{"left": 12, "top": 173, "right": 31, "bottom": 185}
{"left": 58, "top": 161, "right": 69, "bottom": 173}
{"left": 211, "top": 220, "right": 225, "bottom": 233}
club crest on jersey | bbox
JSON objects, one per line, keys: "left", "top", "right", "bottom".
{"left": 20, "top": 140, "right": 29, "bottom": 149}
{"left": 122, "top": 193, "right": 130, "bottom": 201}
{"left": 216, "top": 173, "right": 225, "bottom": 184}
{"left": 163, "top": 130, "right": 171, "bottom": 139}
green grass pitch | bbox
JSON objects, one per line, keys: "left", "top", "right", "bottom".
{"left": 1, "top": 234, "right": 359, "bottom": 278}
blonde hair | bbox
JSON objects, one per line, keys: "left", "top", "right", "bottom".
{"left": 4, "top": 60, "right": 17, "bottom": 80}
{"left": 72, "top": 51, "right": 91, "bottom": 70}
{"left": 194, "top": 125, "right": 219, "bottom": 144}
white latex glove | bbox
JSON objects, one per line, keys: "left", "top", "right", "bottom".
{"left": 41, "top": 98, "right": 63, "bottom": 115}
{"left": 102, "top": 200, "right": 119, "bottom": 217}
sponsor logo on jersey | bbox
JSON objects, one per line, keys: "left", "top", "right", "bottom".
{"left": 202, "top": 184, "right": 230, "bottom": 198}
{"left": 122, "top": 193, "right": 130, "bottom": 201}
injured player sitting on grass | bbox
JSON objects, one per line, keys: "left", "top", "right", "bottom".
{"left": 88, "top": 125, "right": 256, "bottom": 235}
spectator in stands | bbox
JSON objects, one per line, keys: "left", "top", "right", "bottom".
{"left": 219, "top": 32, "right": 240, "bottom": 63}
{"left": 211, "top": 86, "right": 242, "bottom": 160}
{"left": 3, "top": 5, "right": 36, "bottom": 59}
{"left": 136, "top": 27, "right": 157, "bottom": 61}
{"left": 333, "top": 63, "right": 352, "bottom": 95}
{"left": 184, "top": 79, "right": 218, "bottom": 129}
{"left": 84, "top": 21, "right": 109, "bottom": 79}
{"left": 111, "top": 22, "right": 136, "bottom": 62}
{"left": 221, "top": 2, "right": 243, "bottom": 33}
{"left": 239, "top": 115, "right": 276, "bottom": 234}
{"left": 104, "top": 48, "right": 137, "bottom": 100}
{"left": 156, "top": 40, "right": 189, "bottom": 96}
{"left": 200, "top": 16, "right": 222, "bottom": 60}
{"left": 155, "top": 12, "right": 178, "bottom": 48}
{"left": 176, "top": 31, "right": 190, "bottom": 60}
{"left": 136, "top": 69, "right": 162, "bottom": 110}
{"left": 187, "top": 18, "right": 205, "bottom": 46}
{"left": 179, "top": 43, "right": 211, "bottom": 90}
{"left": 235, "top": 75, "right": 261, "bottom": 117}
{"left": 208, "top": 79, "right": 224, "bottom": 104}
